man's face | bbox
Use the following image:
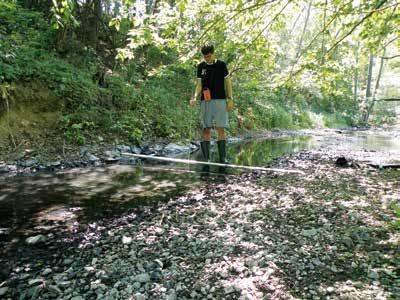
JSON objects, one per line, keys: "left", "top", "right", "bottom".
{"left": 203, "top": 52, "right": 215, "bottom": 64}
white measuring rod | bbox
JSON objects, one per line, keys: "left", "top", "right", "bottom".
{"left": 121, "top": 153, "right": 305, "bottom": 175}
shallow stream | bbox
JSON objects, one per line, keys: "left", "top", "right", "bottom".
{"left": 0, "top": 127, "right": 399, "bottom": 240}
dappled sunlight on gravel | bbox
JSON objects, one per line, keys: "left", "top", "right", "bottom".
{"left": 1, "top": 140, "right": 399, "bottom": 298}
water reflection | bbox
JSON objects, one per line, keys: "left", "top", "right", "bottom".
{"left": 181, "top": 136, "right": 315, "bottom": 175}
{"left": 1, "top": 130, "right": 399, "bottom": 239}
{"left": 338, "top": 132, "right": 400, "bottom": 151}
{"left": 228, "top": 136, "right": 314, "bottom": 166}
{"left": 0, "top": 165, "right": 201, "bottom": 239}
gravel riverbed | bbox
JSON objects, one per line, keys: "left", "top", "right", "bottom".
{"left": 0, "top": 138, "right": 399, "bottom": 299}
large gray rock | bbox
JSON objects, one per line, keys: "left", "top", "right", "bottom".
{"left": 134, "top": 293, "right": 146, "bottom": 300}
{"left": 28, "top": 278, "right": 43, "bottom": 286}
{"left": 105, "top": 151, "right": 120, "bottom": 158}
{"left": 342, "top": 236, "right": 354, "bottom": 248}
{"left": 122, "top": 236, "right": 132, "bottom": 244}
{"left": 0, "top": 228, "right": 10, "bottom": 235}
{"left": 23, "top": 159, "right": 38, "bottom": 167}
{"left": 165, "top": 291, "right": 177, "bottom": 300}
{"left": 131, "top": 146, "right": 142, "bottom": 154}
{"left": 227, "top": 137, "right": 242, "bottom": 143}
{"left": 48, "top": 285, "right": 62, "bottom": 295}
{"left": 26, "top": 235, "right": 47, "bottom": 245}
{"left": 105, "top": 157, "right": 119, "bottom": 164}
{"left": 163, "top": 143, "right": 191, "bottom": 155}
{"left": 302, "top": 228, "right": 318, "bottom": 237}
{"left": 88, "top": 154, "right": 100, "bottom": 162}
{"left": 117, "top": 145, "right": 131, "bottom": 153}
{"left": 133, "top": 273, "right": 150, "bottom": 283}
{"left": 58, "top": 281, "right": 72, "bottom": 288}
{"left": 42, "top": 268, "right": 52, "bottom": 276}
{"left": 0, "top": 287, "right": 9, "bottom": 296}
{"left": 79, "top": 146, "right": 89, "bottom": 156}
{"left": 49, "top": 161, "right": 62, "bottom": 167}
{"left": 63, "top": 258, "right": 74, "bottom": 265}
{"left": 5, "top": 165, "right": 17, "bottom": 172}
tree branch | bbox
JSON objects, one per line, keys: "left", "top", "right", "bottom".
{"left": 325, "top": 0, "right": 389, "bottom": 55}
{"left": 196, "top": 0, "right": 280, "bottom": 45}
{"left": 381, "top": 54, "right": 400, "bottom": 59}
{"left": 230, "top": 0, "right": 293, "bottom": 75}
{"left": 382, "top": 35, "right": 399, "bottom": 48}
{"left": 310, "top": 2, "right": 399, "bottom": 15}
{"left": 377, "top": 98, "right": 400, "bottom": 101}
{"left": 286, "top": 0, "right": 389, "bottom": 83}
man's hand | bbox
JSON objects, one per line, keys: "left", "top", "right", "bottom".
{"left": 189, "top": 98, "right": 197, "bottom": 106}
{"left": 226, "top": 99, "right": 234, "bottom": 111}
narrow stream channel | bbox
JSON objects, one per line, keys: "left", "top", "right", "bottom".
{"left": 0, "top": 128, "right": 399, "bottom": 241}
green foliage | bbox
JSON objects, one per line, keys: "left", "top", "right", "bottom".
{"left": 105, "top": 75, "right": 138, "bottom": 110}
{"left": 136, "top": 64, "right": 197, "bottom": 140}
{"left": 50, "top": 0, "right": 78, "bottom": 30}
{"left": 0, "top": 2, "right": 55, "bottom": 82}
{"left": 109, "top": 112, "right": 145, "bottom": 143}
{"left": 323, "top": 112, "right": 353, "bottom": 128}
{"left": 64, "top": 122, "right": 86, "bottom": 145}
{"left": 370, "top": 101, "right": 398, "bottom": 125}
{"left": 1, "top": 0, "right": 398, "bottom": 154}
{"left": 391, "top": 203, "right": 400, "bottom": 231}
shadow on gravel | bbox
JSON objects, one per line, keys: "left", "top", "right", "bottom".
{"left": 0, "top": 151, "right": 399, "bottom": 299}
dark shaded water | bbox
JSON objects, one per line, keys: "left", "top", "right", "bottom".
{"left": 0, "top": 129, "right": 399, "bottom": 239}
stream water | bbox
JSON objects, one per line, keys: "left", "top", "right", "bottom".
{"left": 0, "top": 128, "right": 399, "bottom": 240}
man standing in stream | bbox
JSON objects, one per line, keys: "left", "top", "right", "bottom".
{"left": 189, "top": 43, "right": 234, "bottom": 165}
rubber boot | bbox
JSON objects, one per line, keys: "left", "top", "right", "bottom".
{"left": 200, "top": 141, "right": 210, "bottom": 180}
{"left": 200, "top": 141, "right": 210, "bottom": 161}
{"left": 217, "top": 140, "right": 227, "bottom": 163}
{"left": 217, "top": 140, "right": 228, "bottom": 181}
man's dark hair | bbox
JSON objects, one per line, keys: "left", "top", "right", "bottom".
{"left": 201, "top": 43, "right": 215, "bottom": 55}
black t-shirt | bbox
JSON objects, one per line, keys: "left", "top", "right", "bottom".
{"left": 197, "top": 60, "right": 229, "bottom": 100}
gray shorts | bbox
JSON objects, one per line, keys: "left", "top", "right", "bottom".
{"left": 200, "top": 99, "right": 229, "bottom": 129}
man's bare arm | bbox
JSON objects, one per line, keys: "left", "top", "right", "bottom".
{"left": 224, "top": 76, "right": 233, "bottom": 100}
{"left": 194, "top": 78, "right": 202, "bottom": 100}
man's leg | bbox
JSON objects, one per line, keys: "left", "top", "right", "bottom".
{"left": 213, "top": 99, "right": 229, "bottom": 164}
{"left": 200, "top": 128, "right": 211, "bottom": 179}
{"left": 216, "top": 127, "right": 225, "bottom": 141}
{"left": 203, "top": 128, "right": 212, "bottom": 141}
{"left": 200, "top": 128, "right": 211, "bottom": 161}
{"left": 216, "top": 127, "right": 227, "bottom": 181}
{"left": 200, "top": 101, "right": 212, "bottom": 162}
{"left": 216, "top": 127, "right": 227, "bottom": 163}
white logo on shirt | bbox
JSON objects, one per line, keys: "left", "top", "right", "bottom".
{"left": 201, "top": 69, "right": 207, "bottom": 76}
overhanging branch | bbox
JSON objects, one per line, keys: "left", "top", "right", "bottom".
{"left": 325, "top": 0, "right": 389, "bottom": 55}
{"left": 381, "top": 54, "right": 400, "bottom": 59}
{"left": 377, "top": 98, "right": 400, "bottom": 101}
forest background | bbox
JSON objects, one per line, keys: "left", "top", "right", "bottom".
{"left": 0, "top": 0, "right": 399, "bottom": 159}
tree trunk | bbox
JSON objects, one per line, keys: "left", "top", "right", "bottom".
{"left": 365, "top": 48, "right": 386, "bottom": 122}
{"left": 363, "top": 54, "right": 374, "bottom": 123}
{"left": 320, "top": 0, "right": 327, "bottom": 65}
{"left": 289, "top": 9, "right": 303, "bottom": 36}
{"left": 90, "top": 0, "right": 102, "bottom": 49}
{"left": 145, "top": 0, "right": 157, "bottom": 14}
{"left": 373, "top": 48, "right": 385, "bottom": 100}
{"left": 295, "top": 1, "right": 312, "bottom": 60}
{"left": 55, "top": 27, "right": 69, "bottom": 53}
{"left": 353, "top": 40, "right": 360, "bottom": 104}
